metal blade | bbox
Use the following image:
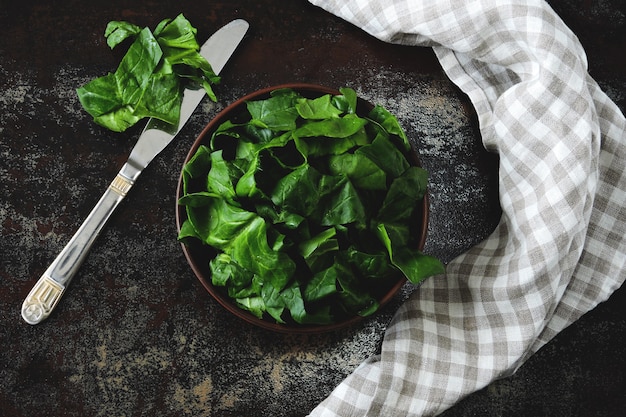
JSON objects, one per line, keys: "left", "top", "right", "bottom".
{"left": 127, "top": 19, "right": 249, "bottom": 171}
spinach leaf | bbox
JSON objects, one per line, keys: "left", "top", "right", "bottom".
{"left": 207, "top": 150, "right": 240, "bottom": 201}
{"left": 293, "top": 114, "right": 367, "bottom": 139}
{"left": 296, "top": 94, "right": 343, "bottom": 120}
{"left": 376, "top": 223, "right": 445, "bottom": 285}
{"left": 368, "top": 104, "right": 411, "bottom": 151}
{"left": 247, "top": 94, "right": 300, "bottom": 131}
{"left": 182, "top": 145, "right": 212, "bottom": 183}
{"left": 210, "top": 253, "right": 253, "bottom": 288}
{"left": 299, "top": 227, "right": 338, "bottom": 260}
{"left": 377, "top": 166, "right": 428, "bottom": 222}
{"left": 229, "top": 217, "right": 296, "bottom": 291}
{"left": 328, "top": 152, "right": 387, "bottom": 190}
{"left": 356, "top": 136, "right": 410, "bottom": 178}
{"left": 277, "top": 283, "right": 308, "bottom": 323}
{"left": 185, "top": 195, "right": 256, "bottom": 250}
{"left": 77, "top": 14, "right": 219, "bottom": 132}
{"left": 316, "top": 177, "right": 367, "bottom": 227}
{"left": 305, "top": 266, "right": 339, "bottom": 302}
{"left": 104, "top": 21, "right": 142, "bottom": 48}
{"left": 331, "top": 87, "right": 358, "bottom": 114}
{"left": 76, "top": 27, "right": 164, "bottom": 132}
{"left": 271, "top": 164, "right": 321, "bottom": 217}
{"left": 299, "top": 227, "right": 339, "bottom": 275}
{"left": 345, "top": 247, "right": 393, "bottom": 279}
{"left": 334, "top": 261, "right": 379, "bottom": 317}
{"left": 236, "top": 297, "right": 266, "bottom": 319}
{"left": 154, "top": 14, "right": 199, "bottom": 50}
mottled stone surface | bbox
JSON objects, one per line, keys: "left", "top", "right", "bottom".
{"left": 0, "top": 1, "right": 624, "bottom": 416}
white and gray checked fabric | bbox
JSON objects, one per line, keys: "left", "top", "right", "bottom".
{"left": 306, "top": 0, "right": 626, "bottom": 416}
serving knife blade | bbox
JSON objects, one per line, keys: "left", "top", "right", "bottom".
{"left": 21, "top": 19, "right": 249, "bottom": 325}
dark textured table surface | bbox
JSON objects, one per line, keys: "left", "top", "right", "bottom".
{"left": 1, "top": 1, "right": 624, "bottom": 416}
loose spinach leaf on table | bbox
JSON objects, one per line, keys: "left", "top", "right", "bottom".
{"left": 77, "top": 14, "right": 219, "bottom": 132}
{"left": 178, "top": 88, "right": 445, "bottom": 325}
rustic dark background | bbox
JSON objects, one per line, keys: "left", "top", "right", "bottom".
{"left": 1, "top": 0, "right": 624, "bottom": 416}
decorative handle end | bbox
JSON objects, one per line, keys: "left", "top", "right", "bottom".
{"left": 21, "top": 275, "right": 65, "bottom": 325}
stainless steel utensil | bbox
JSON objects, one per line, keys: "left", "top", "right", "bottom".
{"left": 21, "top": 19, "right": 249, "bottom": 325}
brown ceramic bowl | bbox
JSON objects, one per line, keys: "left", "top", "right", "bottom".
{"left": 176, "top": 83, "right": 429, "bottom": 334}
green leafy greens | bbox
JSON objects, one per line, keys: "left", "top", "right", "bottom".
{"left": 178, "top": 87, "right": 445, "bottom": 325}
{"left": 77, "top": 14, "right": 220, "bottom": 132}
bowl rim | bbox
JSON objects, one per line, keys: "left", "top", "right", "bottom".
{"left": 175, "top": 83, "right": 429, "bottom": 334}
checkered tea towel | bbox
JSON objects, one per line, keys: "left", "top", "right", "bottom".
{"left": 306, "top": 0, "right": 626, "bottom": 415}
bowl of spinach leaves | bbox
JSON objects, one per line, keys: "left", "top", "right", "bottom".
{"left": 176, "top": 84, "right": 444, "bottom": 333}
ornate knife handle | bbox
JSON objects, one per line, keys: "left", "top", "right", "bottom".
{"left": 21, "top": 164, "right": 139, "bottom": 324}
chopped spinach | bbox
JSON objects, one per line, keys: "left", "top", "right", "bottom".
{"left": 77, "top": 14, "right": 219, "bottom": 132}
{"left": 178, "top": 87, "right": 444, "bottom": 325}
